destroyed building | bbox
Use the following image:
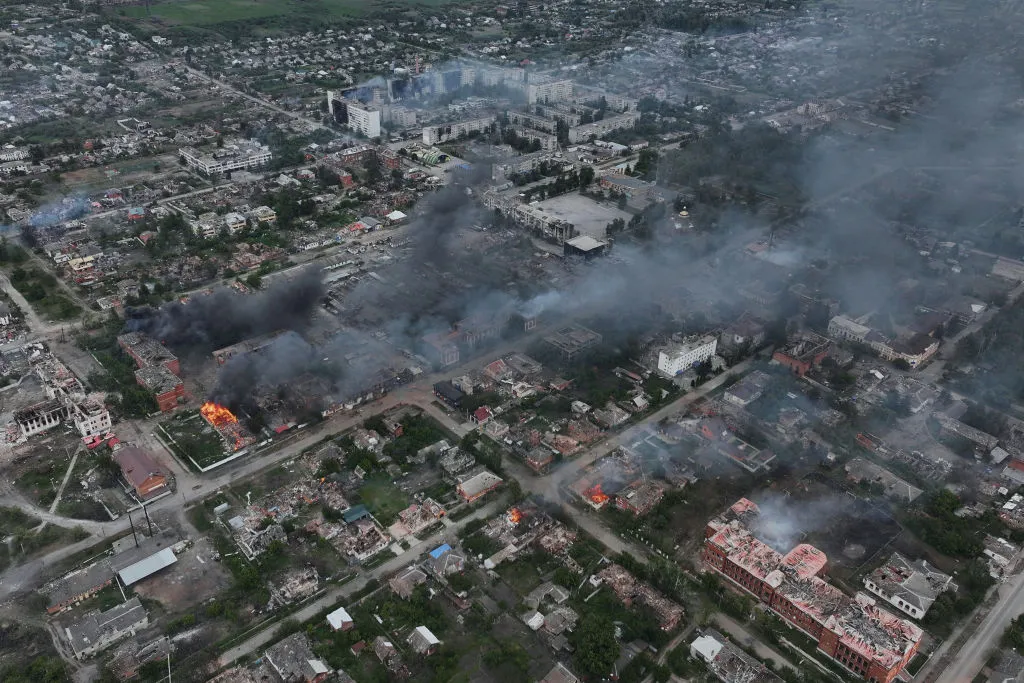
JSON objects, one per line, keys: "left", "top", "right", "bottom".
{"left": 13, "top": 349, "right": 112, "bottom": 439}
{"left": 64, "top": 598, "right": 149, "bottom": 660}
{"left": 863, "top": 552, "right": 957, "bottom": 619}
{"left": 117, "top": 332, "right": 183, "bottom": 412}
{"left": 264, "top": 633, "right": 331, "bottom": 683}
{"left": 703, "top": 499, "right": 923, "bottom": 682}
{"left": 596, "top": 564, "right": 684, "bottom": 631}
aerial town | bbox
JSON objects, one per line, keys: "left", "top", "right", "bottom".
{"left": 2, "top": 0, "right": 1024, "bottom": 682}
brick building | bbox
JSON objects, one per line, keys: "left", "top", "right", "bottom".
{"left": 702, "top": 499, "right": 922, "bottom": 683}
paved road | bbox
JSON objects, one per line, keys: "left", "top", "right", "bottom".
{"left": 928, "top": 567, "right": 1024, "bottom": 683}
{"left": 218, "top": 498, "right": 504, "bottom": 666}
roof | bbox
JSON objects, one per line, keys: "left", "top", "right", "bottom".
{"left": 135, "top": 365, "right": 181, "bottom": 394}
{"left": 429, "top": 543, "right": 452, "bottom": 559}
{"left": 116, "top": 546, "right": 177, "bottom": 586}
{"left": 865, "top": 552, "right": 956, "bottom": 614}
{"left": 66, "top": 598, "right": 148, "bottom": 656}
{"left": 111, "top": 446, "right": 165, "bottom": 489}
{"left": 690, "top": 634, "right": 724, "bottom": 663}
{"left": 457, "top": 469, "right": 503, "bottom": 497}
{"left": 565, "top": 235, "right": 607, "bottom": 252}
{"left": 327, "top": 606, "right": 353, "bottom": 629}
{"left": 539, "top": 662, "right": 580, "bottom": 683}
{"left": 342, "top": 504, "right": 371, "bottom": 523}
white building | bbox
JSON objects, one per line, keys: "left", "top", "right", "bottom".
{"left": 567, "top": 112, "right": 640, "bottom": 144}
{"left": 179, "top": 140, "right": 271, "bottom": 176}
{"left": 863, "top": 552, "right": 956, "bottom": 619}
{"left": 658, "top": 335, "right": 718, "bottom": 377}
{"left": 422, "top": 116, "right": 495, "bottom": 145}
{"left": 828, "top": 315, "right": 871, "bottom": 343}
{"left": 0, "top": 145, "right": 29, "bottom": 162}
{"left": 347, "top": 101, "right": 382, "bottom": 139}
{"left": 527, "top": 79, "right": 574, "bottom": 104}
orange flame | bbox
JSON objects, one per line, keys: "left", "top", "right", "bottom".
{"left": 201, "top": 401, "right": 238, "bottom": 427}
{"left": 586, "top": 484, "right": 610, "bottom": 504}
{"left": 508, "top": 507, "right": 523, "bottom": 525}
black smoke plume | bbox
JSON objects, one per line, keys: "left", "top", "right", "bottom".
{"left": 124, "top": 267, "right": 326, "bottom": 355}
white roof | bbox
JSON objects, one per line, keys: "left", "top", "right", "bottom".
{"left": 690, "top": 635, "right": 723, "bottom": 663}
{"left": 326, "top": 606, "right": 353, "bottom": 629}
{"left": 117, "top": 547, "right": 177, "bottom": 586}
{"left": 414, "top": 625, "right": 440, "bottom": 645}
{"left": 387, "top": 210, "right": 407, "bottom": 220}
{"left": 566, "top": 235, "right": 606, "bottom": 251}
{"left": 307, "top": 659, "right": 329, "bottom": 675}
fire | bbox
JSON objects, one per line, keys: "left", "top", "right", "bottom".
{"left": 201, "top": 401, "right": 238, "bottom": 428}
{"left": 586, "top": 484, "right": 610, "bottom": 505}
{"left": 507, "top": 507, "right": 523, "bottom": 525}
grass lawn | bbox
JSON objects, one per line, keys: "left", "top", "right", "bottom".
{"left": 159, "top": 412, "right": 228, "bottom": 471}
{"left": 357, "top": 476, "right": 408, "bottom": 526}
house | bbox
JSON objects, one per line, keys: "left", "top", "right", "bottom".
{"left": 264, "top": 633, "right": 332, "bottom": 683}
{"left": 389, "top": 566, "right": 427, "bottom": 599}
{"left": 111, "top": 446, "right": 168, "bottom": 498}
{"left": 472, "top": 406, "right": 493, "bottom": 425}
{"left": 539, "top": 662, "right": 580, "bottom": 683}
{"left": 65, "top": 598, "right": 149, "bottom": 660}
{"left": 427, "top": 544, "right": 466, "bottom": 578}
{"left": 863, "top": 552, "right": 957, "bottom": 619}
{"left": 407, "top": 626, "right": 440, "bottom": 656}
{"left": 456, "top": 468, "right": 503, "bottom": 503}
{"left": 327, "top": 606, "right": 354, "bottom": 631}
{"left": 433, "top": 380, "right": 464, "bottom": 407}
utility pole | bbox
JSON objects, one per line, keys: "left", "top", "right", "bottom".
{"left": 128, "top": 510, "right": 139, "bottom": 547}
{"left": 143, "top": 503, "right": 153, "bottom": 536}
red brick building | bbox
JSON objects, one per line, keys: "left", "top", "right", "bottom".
{"left": 703, "top": 499, "right": 922, "bottom": 683}
{"left": 117, "top": 332, "right": 180, "bottom": 375}
{"left": 771, "top": 334, "right": 830, "bottom": 377}
{"left": 112, "top": 445, "right": 168, "bottom": 498}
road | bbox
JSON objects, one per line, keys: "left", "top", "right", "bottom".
{"left": 711, "top": 613, "right": 798, "bottom": 672}
{"left": 217, "top": 498, "right": 504, "bottom": 666}
{"left": 926, "top": 566, "right": 1024, "bottom": 683}
{"left": 182, "top": 66, "right": 331, "bottom": 133}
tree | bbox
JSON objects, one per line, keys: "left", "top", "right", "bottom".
{"left": 579, "top": 165, "right": 595, "bottom": 187}
{"left": 617, "top": 194, "right": 628, "bottom": 211}
{"left": 571, "top": 613, "right": 618, "bottom": 678}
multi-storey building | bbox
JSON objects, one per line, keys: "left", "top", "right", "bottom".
{"left": 657, "top": 334, "right": 718, "bottom": 376}
{"left": 346, "top": 101, "right": 382, "bottom": 139}
{"left": 179, "top": 140, "right": 271, "bottom": 176}
{"left": 703, "top": 500, "right": 923, "bottom": 683}
{"left": 422, "top": 116, "right": 495, "bottom": 144}
{"left": 527, "top": 79, "right": 574, "bottom": 104}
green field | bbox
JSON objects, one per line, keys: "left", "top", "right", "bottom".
{"left": 357, "top": 475, "right": 408, "bottom": 526}
{"left": 118, "top": 0, "right": 458, "bottom": 26}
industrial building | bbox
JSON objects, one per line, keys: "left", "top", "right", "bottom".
{"left": 863, "top": 552, "right": 956, "bottom": 619}
{"left": 65, "top": 598, "right": 149, "bottom": 660}
{"left": 179, "top": 139, "right": 272, "bottom": 176}
{"left": 657, "top": 334, "right": 718, "bottom": 376}
{"left": 702, "top": 499, "right": 923, "bottom": 683}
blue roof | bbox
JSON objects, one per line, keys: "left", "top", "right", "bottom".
{"left": 342, "top": 504, "right": 371, "bottom": 523}
{"left": 429, "top": 543, "right": 452, "bottom": 559}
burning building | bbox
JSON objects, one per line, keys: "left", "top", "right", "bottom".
{"left": 201, "top": 401, "right": 256, "bottom": 451}
{"left": 702, "top": 499, "right": 922, "bottom": 683}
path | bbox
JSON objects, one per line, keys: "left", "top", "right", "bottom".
{"left": 711, "top": 613, "right": 799, "bottom": 672}
{"left": 49, "top": 448, "right": 81, "bottom": 515}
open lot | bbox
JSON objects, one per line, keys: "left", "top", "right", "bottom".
{"left": 158, "top": 411, "right": 229, "bottom": 471}
{"left": 132, "top": 536, "right": 233, "bottom": 612}
{"left": 60, "top": 153, "right": 184, "bottom": 193}
{"left": 535, "top": 192, "right": 633, "bottom": 240}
